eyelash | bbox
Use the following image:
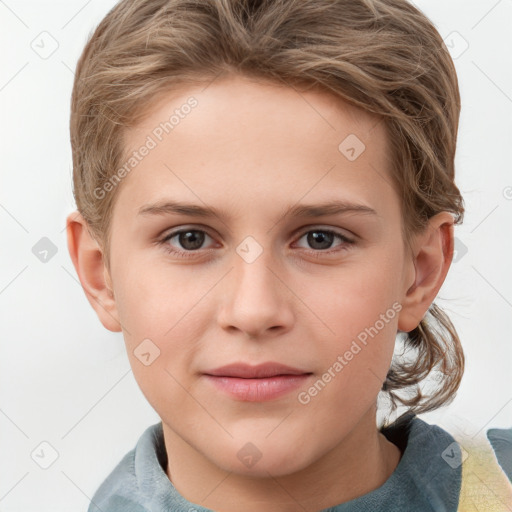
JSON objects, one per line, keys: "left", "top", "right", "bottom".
{"left": 158, "top": 226, "right": 355, "bottom": 260}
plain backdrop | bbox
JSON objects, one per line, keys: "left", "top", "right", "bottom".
{"left": 1, "top": 0, "right": 511, "bottom": 510}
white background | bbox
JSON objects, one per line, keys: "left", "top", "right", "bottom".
{"left": 0, "top": 0, "right": 511, "bottom": 510}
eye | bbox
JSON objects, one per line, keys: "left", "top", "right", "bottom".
{"left": 294, "top": 228, "right": 354, "bottom": 253}
{"left": 160, "top": 228, "right": 216, "bottom": 258}
{"left": 158, "top": 226, "right": 355, "bottom": 260}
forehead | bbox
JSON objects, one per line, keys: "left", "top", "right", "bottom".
{"left": 125, "top": 74, "right": 383, "bottom": 155}
{"left": 117, "top": 74, "right": 396, "bottom": 221}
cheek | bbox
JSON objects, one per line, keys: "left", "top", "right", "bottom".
{"left": 309, "top": 257, "right": 401, "bottom": 336}
{"left": 112, "top": 258, "right": 210, "bottom": 385}
{"left": 113, "top": 264, "right": 205, "bottom": 413}
{"left": 299, "top": 308, "right": 398, "bottom": 422}
{"left": 112, "top": 256, "right": 200, "bottom": 337}
{"left": 299, "top": 257, "right": 401, "bottom": 391}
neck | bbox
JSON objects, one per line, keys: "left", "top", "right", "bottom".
{"left": 163, "top": 408, "right": 402, "bottom": 512}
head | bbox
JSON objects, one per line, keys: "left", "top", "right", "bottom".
{"left": 67, "top": 0, "right": 465, "bottom": 477}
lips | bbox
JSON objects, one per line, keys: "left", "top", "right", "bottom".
{"left": 203, "top": 363, "right": 313, "bottom": 401}
{"left": 204, "top": 362, "right": 310, "bottom": 379}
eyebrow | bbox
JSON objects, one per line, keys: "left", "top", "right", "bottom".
{"left": 138, "top": 199, "right": 378, "bottom": 219}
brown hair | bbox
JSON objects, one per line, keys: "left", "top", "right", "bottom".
{"left": 70, "top": 0, "right": 465, "bottom": 420}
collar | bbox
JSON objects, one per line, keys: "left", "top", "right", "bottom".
{"left": 96, "top": 412, "right": 462, "bottom": 511}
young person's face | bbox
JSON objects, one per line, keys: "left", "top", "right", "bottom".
{"left": 104, "top": 75, "right": 417, "bottom": 476}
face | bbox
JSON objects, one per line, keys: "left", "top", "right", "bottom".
{"left": 106, "top": 74, "right": 412, "bottom": 477}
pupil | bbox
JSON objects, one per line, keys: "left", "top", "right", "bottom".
{"left": 180, "top": 231, "right": 204, "bottom": 250}
{"left": 308, "top": 231, "right": 333, "bottom": 250}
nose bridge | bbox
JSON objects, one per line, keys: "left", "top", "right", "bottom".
{"left": 217, "top": 238, "right": 293, "bottom": 337}
{"left": 232, "top": 238, "right": 281, "bottom": 306}
{"left": 234, "top": 245, "right": 277, "bottom": 297}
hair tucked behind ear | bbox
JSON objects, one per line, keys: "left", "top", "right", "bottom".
{"left": 380, "top": 302, "right": 465, "bottom": 424}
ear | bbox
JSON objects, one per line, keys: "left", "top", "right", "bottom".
{"left": 66, "top": 211, "right": 122, "bottom": 332}
{"left": 397, "top": 212, "right": 455, "bottom": 333}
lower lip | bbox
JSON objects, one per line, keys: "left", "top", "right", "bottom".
{"left": 204, "top": 374, "right": 312, "bottom": 402}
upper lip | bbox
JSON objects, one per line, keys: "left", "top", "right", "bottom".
{"left": 204, "top": 362, "right": 311, "bottom": 379}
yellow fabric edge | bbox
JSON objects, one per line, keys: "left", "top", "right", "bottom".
{"left": 453, "top": 432, "right": 512, "bottom": 512}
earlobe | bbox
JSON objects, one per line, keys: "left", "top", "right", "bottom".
{"left": 397, "top": 212, "right": 455, "bottom": 333}
{"left": 66, "top": 211, "right": 122, "bottom": 332}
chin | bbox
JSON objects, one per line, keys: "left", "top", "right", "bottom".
{"left": 209, "top": 436, "right": 319, "bottom": 478}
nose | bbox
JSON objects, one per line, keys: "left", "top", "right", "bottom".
{"left": 216, "top": 247, "right": 294, "bottom": 340}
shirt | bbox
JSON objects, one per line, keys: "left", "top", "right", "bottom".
{"left": 87, "top": 412, "right": 510, "bottom": 511}
{"left": 487, "top": 427, "right": 512, "bottom": 484}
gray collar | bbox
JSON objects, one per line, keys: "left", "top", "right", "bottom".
{"left": 90, "top": 413, "right": 462, "bottom": 512}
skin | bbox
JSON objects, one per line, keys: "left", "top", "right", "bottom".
{"left": 67, "top": 74, "right": 455, "bottom": 511}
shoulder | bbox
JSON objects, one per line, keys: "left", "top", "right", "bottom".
{"left": 383, "top": 412, "right": 463, "bottom": 510}
{"left": 87, "top": 423, "right": 164, "bottom": 512}
{"left": 439, "top": 416, "right": 512, "bottom": 512}
{"left": 87, "top": 448, "right": 146, "bottom": 512}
